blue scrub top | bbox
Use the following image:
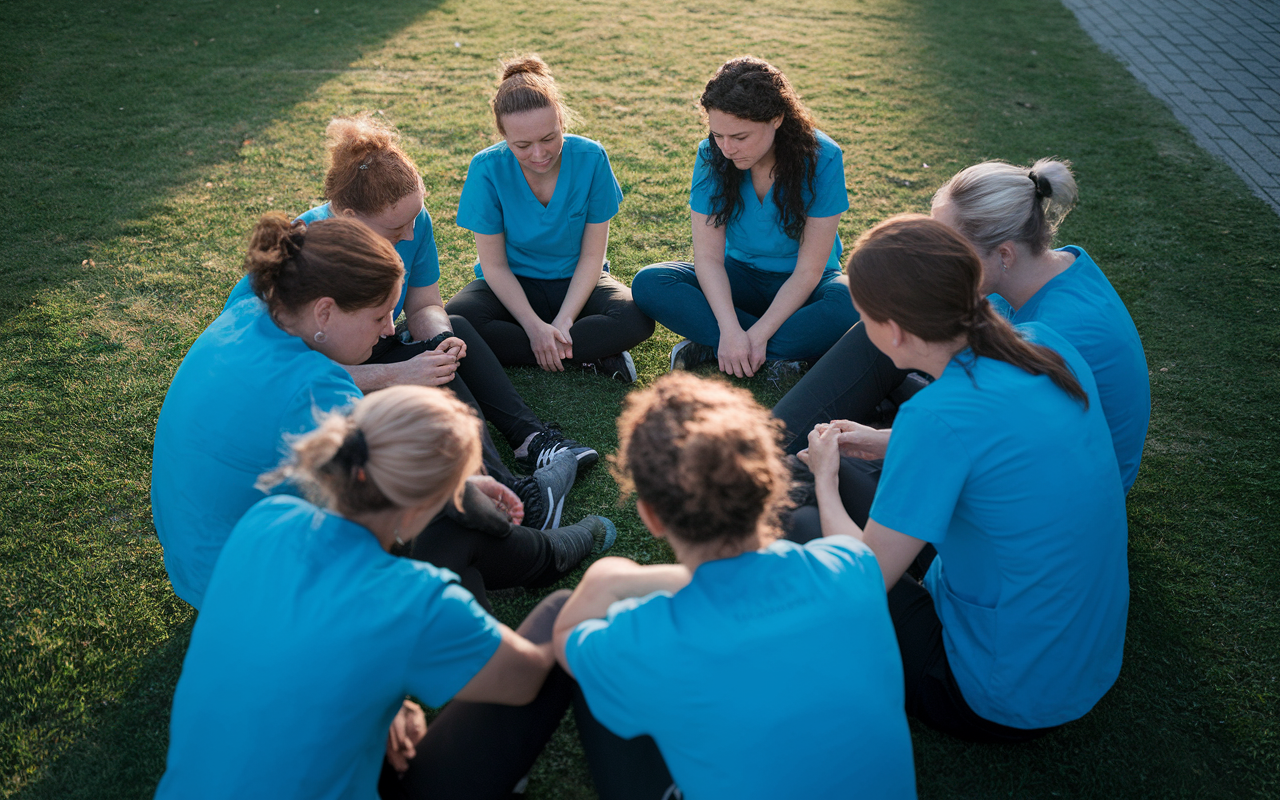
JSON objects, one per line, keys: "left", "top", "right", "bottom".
{"left": 870, "top": 322, "right": 1129, "bottom": 730}
{"left": 297, "top": 202, "right": 439, "bottom": 320}
{"left": 689, "top": 129, "right": 849, "bottom": 273}
{"left": 156, "top": 495, "right": 502, "bottom": 800}
{"left": 997, "top": 246, "right": 1150, "bottom": 493}
{"left": 565, "top": 536, "right": 917, "bottom": 800}
{"left": 457, "top": 134, "right": 623, "bottom": 281}
{"left": 150, "top": 295, "right": 361, "bottom": 608}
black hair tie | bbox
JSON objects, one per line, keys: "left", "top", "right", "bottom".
{"left": 334, "top": 428, "right": 370, "bottom": 470}
{"left": 1028, "top": 170, "right": 1053, "bottom": 201}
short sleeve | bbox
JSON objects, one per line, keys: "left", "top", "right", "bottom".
{"left": 688, "top": 141, "right": 717, "bottom": 216}
{"left": 278, "top": 364, "right": 361, "bottom": 438}
{"left": 584, "top": 146, "right": 623, "bottom": 224}
{"left": 457, "top": 153, "right": 506, "bottom": 236}
{"left": 405, "top": 580, "right": 503, "bottom": 707}
{"left": 805, "top": 136, "right": 849, "bottom": 219}
{"left": 563, "top": 592, "right": 671, "bottom": 740}
{"left": 869, "top": 407, "right": 972, "bottom": 543}
{"left": 402, "top": 208, "right": 441, "bottom": 287}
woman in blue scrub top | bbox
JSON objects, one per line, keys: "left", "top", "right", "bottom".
{"left": 800, "top": 215, "right": 1129, "bottom": 742}
{"left": 552, "top": 374, "right": 916, "bottom": 800}
{"left": 158, "top": 386, "right": 579, "bottom": 800}
{"left": 446, "top": 55, "right": 655, "bottom": 383}
{"left": 630, "top": 56, "right": 858, "bottom": 380}
{"left": 775, "top": 158, "right": 1149, "bottom": 495}
{"left": 151, "top": 213, "right": 613, "bottom": 613}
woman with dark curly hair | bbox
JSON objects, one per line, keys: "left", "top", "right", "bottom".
{"left": 631, "top": 56, "right": 857, "bottom": 379}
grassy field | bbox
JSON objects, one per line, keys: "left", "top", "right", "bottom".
{"left": 2, "top": 0, "right": 1278, "bottom": 797}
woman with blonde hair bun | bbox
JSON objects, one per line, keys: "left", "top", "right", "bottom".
{"left": 446, "top": 54, "right": 654, "bottom": 383}
{"left": 158, "top": 386, "right": 582, "bottom": 800}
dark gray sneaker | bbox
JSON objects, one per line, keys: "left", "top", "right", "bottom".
{"left": 669, "top": 339, "right": 716, "bottom": 371}
{"left": 582, "top": 351, "right": 637, "bottom": 383}
{"left": 528, "top": 448, "right": 577, "bottom": 530}
{"left": 515, "top": 426, "right": 599, "bottom": 475}
{"left": 763, "top": 359, "right": 807, "bottom": 389}
{"left": 548, "top": 515, "right": 618, "bottom": 573}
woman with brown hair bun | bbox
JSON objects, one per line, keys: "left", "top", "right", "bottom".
{"left": 158, "top": 386, "right": 581, "bottom": 800}
{"left": 153, "top": 212, "right": 615, "bottom": 615}
{"left": 446, "top": 54, "right": 654, "bottom": 384}
{"left": 552, "top": 373, "right": 915, "bottom": 800}
{"left": 223, "top": 112, "right": 602, "bottom": 512}
{"left": 631, "top": 56, "right": 857, "bottom": 380}
{"left": 799, "top": 214, "right": 1129, "bottom": 743}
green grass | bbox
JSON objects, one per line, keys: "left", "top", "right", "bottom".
{"left": 2, "top": 0, "right": 1277, "bottom": 796}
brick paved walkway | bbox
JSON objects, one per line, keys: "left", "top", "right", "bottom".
{"left": 1060, "top": 0, "right": 1280, "bottom": 214}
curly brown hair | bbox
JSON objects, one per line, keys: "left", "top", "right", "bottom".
{"left": 700, "top": 56, "right": 819, "bottom": 241}
{"left": 611, "top": 373, "right": 790, "bottom": 546}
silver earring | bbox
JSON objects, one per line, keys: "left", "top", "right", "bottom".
{"left": 394, "top": 525, "right": 405, "bottom": 546}
{"left": 314, "top": 330, "right": 327, "bottom": 343}
{"left": 1000, "top": 261, "right": 1008, "bottom": 273}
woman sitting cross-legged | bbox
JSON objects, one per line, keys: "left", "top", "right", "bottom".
{"left": 152, "top": 213, "right": 614, "bottom": 614}
{"left": 445, "top": 54, "right": 655, "bottom": 383}
{"left": 157, "top": 386, "right": 579, "bottom": 800}
{"left": 552, "top": 373, "right": 917, "bottom": 800}
{"left": 776, "top": 158, "right": 1149, "bottom": 496}
{"left": 796, "top": 215, "right": 1129, "bottom": 742}
{"left": 631, "top": 56, "right": 858, "bottom": 380}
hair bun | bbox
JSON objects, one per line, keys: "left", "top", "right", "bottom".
{"left": 243, "top": 212, "right": 305, "bottom": 298}
{"left": 500, "top": 54, "right": 551, "bottom": 82}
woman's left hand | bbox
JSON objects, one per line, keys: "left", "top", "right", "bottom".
{"left": 467, "top": 475, "right": 525, "bottom": 525}
{"left": 433, "top": 336, "right": 467, "bottom": 361}
{"left": 797, "top": 423, "right": 842, "bottom": 481}
{"left": 745, "top": 326, "right": 770, "bottom": 375}
{"left": 385, "top": 698, "right": 427, "bottom": 774}
{"left": 551, "top": 315, "right": 575, "bottom": 361}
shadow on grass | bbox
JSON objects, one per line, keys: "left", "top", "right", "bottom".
{"left": 8, "top": 623, "right": 191, "bottom": 800}
{"left": 0, "top": 0, "right": 442, "bottom": 328}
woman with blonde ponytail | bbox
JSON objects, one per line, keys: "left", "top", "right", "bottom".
{"left": 153, "top": 212, "right": 614, "bottom": 615}
{"left": 446, "top": 54, "right": 654, "bottom": 383}
{"left": 798, "top": 215, "right": 1128, "bottom": 743}
{"left": 158, "top": 387, "right": 580, "bottom": 800}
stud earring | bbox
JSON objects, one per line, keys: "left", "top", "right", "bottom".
{"left": 314, "top": 330, "right": 328, "bottom": 343}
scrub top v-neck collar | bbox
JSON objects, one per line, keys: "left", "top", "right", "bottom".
{"left": 746, "top": 166, "right": 774, "bottom": 206}
{"left": 517, "top": 142, "right": 571, "bottom": 213}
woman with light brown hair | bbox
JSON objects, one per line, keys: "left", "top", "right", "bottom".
{"left": 446, "top": 54, "right": 654, "bottom": 383}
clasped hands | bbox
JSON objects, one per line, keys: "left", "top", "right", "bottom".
{"left": 399, "top": 335, "right": 467, "bottom": 386}
{"left": 528, "top": 316, "right": 575, "bottom": 372}
{"left": 796, "top": 420, "right": 891, "bottom": 479}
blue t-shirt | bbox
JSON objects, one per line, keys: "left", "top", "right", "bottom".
{"left": 565, "top": 537, "right": 917, "bottom": 800}
{"left": 296, "top": 202, "right": 440, "bottom": 319}
{"left": 995, "top": 247, "right": 1150, "bottom": 493}
{"left": 457, "top": 134, "right": 623, "bottom": 281}
{"left": 870, "top": 322, "right": 1129, "bottom": 730}
{"left": 150, "top": 295, "right": 361, "bottom": 608}
{"left": 156, "top": 495, "right": 502, "bottom": 800}
{"left": 689, "top": 130, "right": 848, "bottom": 273}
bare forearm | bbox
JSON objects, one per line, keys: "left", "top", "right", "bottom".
{"left": 344, "top": 362, "right": 399, "bottom": 393}
{"left": 406, "top": 303, "right": 453, "bottom": 342}
{"left": 814, "top": 471, "right": 864, "bottom": 542}
{"left": 751, "top": 267, "right": 822, "bottom": 341}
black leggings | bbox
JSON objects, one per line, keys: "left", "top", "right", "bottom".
{"left": 377, "top": 590, "right": 576, "bottom": 800}
{"left": 772, "top": 322, "right": 909, "bottom": 454}
{"left": 445, "top": 271, "right": 655, "bottom": 366}
{"left": 366, "top": 315, "right": 543, "bottom": 467}
{"left": 408, "top": 481, "right": 573, "bottom": 613}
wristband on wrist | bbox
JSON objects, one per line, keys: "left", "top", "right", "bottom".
{"left": 425, "top": 331, "right": 455, "bottom": 351}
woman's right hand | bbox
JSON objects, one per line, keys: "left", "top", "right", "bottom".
{"left": 527, "top": 320, "right": 572, "bottom": 372}
{"left": 798, "top": 423, "right": 843, "bottom": 481}
{"left": 717, "top": 325, "right": 756, "bottom": 378}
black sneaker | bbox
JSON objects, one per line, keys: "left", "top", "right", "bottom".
{"left": 582, "top": 351, "right": 637, "bottom": 383}
{"left": 669, "top": 339, "right": 716, "bottom": 371}
{"left": 515, "top": 426, "right": 599, "bottom": 475}
{"left": 762, "top": 359, "right": 807, "bottom": 389}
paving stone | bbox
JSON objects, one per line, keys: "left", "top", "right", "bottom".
{"left": 1060, "top": 0, "right": 1280, "bottom": 215}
